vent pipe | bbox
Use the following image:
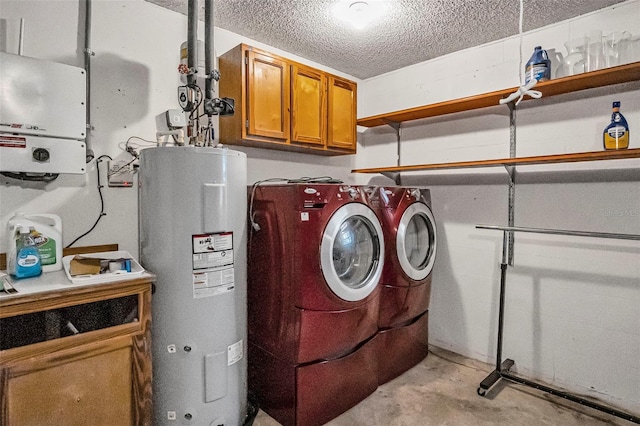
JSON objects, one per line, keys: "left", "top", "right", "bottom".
{"left": 187, "top": 0, "right": 198, "bottom": 87}
{"left": 204, "top": 0, "right": 215, "bottom": 102}
{"left": 83, "top": 0, "right": 95, "bottom": 162}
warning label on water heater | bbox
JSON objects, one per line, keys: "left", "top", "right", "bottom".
{"left": 192, "top": 232, "right": 235, "bottom": 298}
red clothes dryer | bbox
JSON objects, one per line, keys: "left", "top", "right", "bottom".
{"left": 247, "top": 183, "right": 385, "bottom": 426}
{"left": 367, "top": 186, "right": 437, "bottom": 384}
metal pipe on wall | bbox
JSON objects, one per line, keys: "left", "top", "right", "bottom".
{"left": 204, "top": 0, "right": 215, "bottom": 102}
{"left": 187, "top": 0, "right": 198, "bottom": 87}
{"left": 83, "top": 0, "right": 95, "bottom": 162}
{"left": 18, "top": 19, "right": 25, "bottom": 55}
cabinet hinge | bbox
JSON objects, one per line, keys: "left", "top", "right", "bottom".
{"left": 245, "top": 120, "right": 249, "bottom": 128}
{"left": 245, "top": 57, "right": 248, "bottom": 65}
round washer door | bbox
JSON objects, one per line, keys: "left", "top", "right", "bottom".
{"left": 320, "top": 203, "right": 385, "bottom": 302}
{"left": 397, "top": 202, "right": 437, "bottom": 281}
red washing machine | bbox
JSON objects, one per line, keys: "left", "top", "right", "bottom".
{"left": 367, "top": 186, "right": 437, "bottom": 385}
{"left": 247, "top": 183, "right": 385, "bottom": 426}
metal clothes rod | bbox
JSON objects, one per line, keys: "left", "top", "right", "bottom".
{"left": 475, "top": 223, "right": 640, "bottom": 424}
{"left": 477, "top": 224, "right": 640, "bottom": 241}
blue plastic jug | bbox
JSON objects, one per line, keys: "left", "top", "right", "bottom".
{"left": 525, "top": 46, "right": 551, "bottom": 84}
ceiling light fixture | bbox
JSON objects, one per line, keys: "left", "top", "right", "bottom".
{"left": 332, "top": 0, "right": 388, "bottom": 30}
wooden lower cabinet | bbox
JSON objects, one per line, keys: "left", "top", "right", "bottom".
{"left": 0, "top": 277, "right": 153, "bottom": 426}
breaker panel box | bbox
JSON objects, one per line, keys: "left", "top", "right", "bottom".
{"left": 0, "top": 52, "right": 87, "bottom": 174}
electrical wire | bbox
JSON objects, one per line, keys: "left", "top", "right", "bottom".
{"left": 121, "top": 135, "right": 157, "bottom": 153}
{"left": 108, "top": 155, "right": 138, "bottom": 178}
{"left": 204, "top": 122, "right": 214, "bottom": 146}
{"left": 218, "top": 98, "right": 235, "bottom": 112}
{"left": 248, "top": 178, "right": 290, "bottom": 232}
{"left": 287, "top": 176, "right": 343, "bottom": 184}
{"left": 65, "top": 154, "right": 112, "bottom": 248}
{"left": 518, "top": 0, "right": 524, "bottom": 87}
{"left": 248, "top": 176, "right": 344, "bottom": 232}
{"left": 499, "top": 0, "right": 541, "bottom": 106}
{"left": 198, "top": 97, "right": 235, "bottom": 119}
{"left": 189, "top": 85, "right": 203, "bottom": 121}
{"left": 0, "top": 171, "right": 59, "bottom": 182}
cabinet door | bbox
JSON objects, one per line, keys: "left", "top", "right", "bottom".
{"left": 4, "top": 344, "right": 133, "bottom": 426}
{"left": 246, "top": 50, "right": 290, "bottom": 141}
{"left": 291, "top": 65, "right": 326, "bottom": 146}
{"left": 327, "top": 76, "right": 357, "bottom": 150}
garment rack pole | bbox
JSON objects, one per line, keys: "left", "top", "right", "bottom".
{"left": 507, "top": 102, "right": 516, "bottom": 266}
{"left": 476, "top": 224, "right": 640, "bottom": 424}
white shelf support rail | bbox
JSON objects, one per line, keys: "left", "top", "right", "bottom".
{"left": 382, "top": 119, "right": 402, "bottom": 185}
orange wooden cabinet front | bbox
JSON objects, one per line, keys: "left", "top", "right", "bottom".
{"left": 328, "top": 76, "right": 357, "bottom": 150}
{"left": 291, "top": 64, "right": 326, "bottom": 147}
{"left": 0, "top": 278, "right": 153, "bottom": 426}
{"left": 219, "top": 44, "right": 357, "bottom": 155}
{"left": 246, "top": 49, "right": 290, "bottom": 142}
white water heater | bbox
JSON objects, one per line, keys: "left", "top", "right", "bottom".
{"left": 139, "top": 146, "right": 248, "bottom": 425}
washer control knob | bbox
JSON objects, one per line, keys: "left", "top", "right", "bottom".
{"left": 184, "top": 345, "right": 192, "bottom": 352}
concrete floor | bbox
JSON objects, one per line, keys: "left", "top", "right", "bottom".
{"left": 253, "top": 346, "right": 631, "bottom": 426}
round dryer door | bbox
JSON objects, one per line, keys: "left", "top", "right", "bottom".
{"left": 320, "top": 203, "right": 385, "bottom": 302}
{"left": 397, "top": 202, "right": 437, "bottom": 281}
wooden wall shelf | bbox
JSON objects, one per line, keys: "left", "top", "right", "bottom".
{"left": 357, "top": 62, "right": 640, "bottom": 128}
{"left": 352, "top": 148, "right": 640, "bottom": 174}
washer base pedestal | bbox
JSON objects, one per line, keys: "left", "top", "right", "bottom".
{"left": 375, "top": 311, "right": 429, "bottom": 386}
{"left": 249, "top": 338, "right": 378, "bottom": 426}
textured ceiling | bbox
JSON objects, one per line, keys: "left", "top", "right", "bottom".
{"left": 146, "top": 0, "right": 626, "bottom": 79}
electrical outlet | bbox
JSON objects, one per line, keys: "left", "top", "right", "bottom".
{"left": 108, "top": 159, "right": 134, "bottom": 187}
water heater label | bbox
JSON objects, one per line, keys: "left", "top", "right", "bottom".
{"left": 192, "top": 232, "right": 234, "bottom": 270}
{"left": 191, "top": 232, "right": 235, "bottom": 298}
{"left": 228, "top": 340, "right": 243, "bottom": 366}
{"left": 192, "top": 266, "right": 235, "bottom": 298}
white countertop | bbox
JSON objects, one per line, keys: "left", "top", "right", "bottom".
{"left": 0, "top": 268, "right": 155, "bottom": 300}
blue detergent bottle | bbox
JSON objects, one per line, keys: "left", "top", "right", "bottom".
{"left": 13, "top": 225, "right": 42, "bottom": 279}
{"left": 525, "top": 46, "right": 551, "bottom": 84}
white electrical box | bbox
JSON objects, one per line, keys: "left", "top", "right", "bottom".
{"left": 0, "top": 52, "right": 87, "bottom": 174}
{"left": 0, "top": 136, "right": 86, "bottom": 174}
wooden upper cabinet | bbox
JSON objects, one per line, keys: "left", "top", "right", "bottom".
{"left": 328, "top": 76, "right": 357, "bottom": 150}
{"left": 219, "top": 44, "right": 357, "bottom": 155}
{"left": 247, "top": 50, "right": 290, "bottom": 141}
{"left": 291, "top": 64, "right": 326, "bottom": 146}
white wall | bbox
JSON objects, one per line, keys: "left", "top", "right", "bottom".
{"left": 2, "top": 0, "right": 639, "bottom": 414}
{"left": 0, "top": 0, "right": 361, "bottom": 258}
{"left": 357, "top": 0, "right": 640, "bottom": 412}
